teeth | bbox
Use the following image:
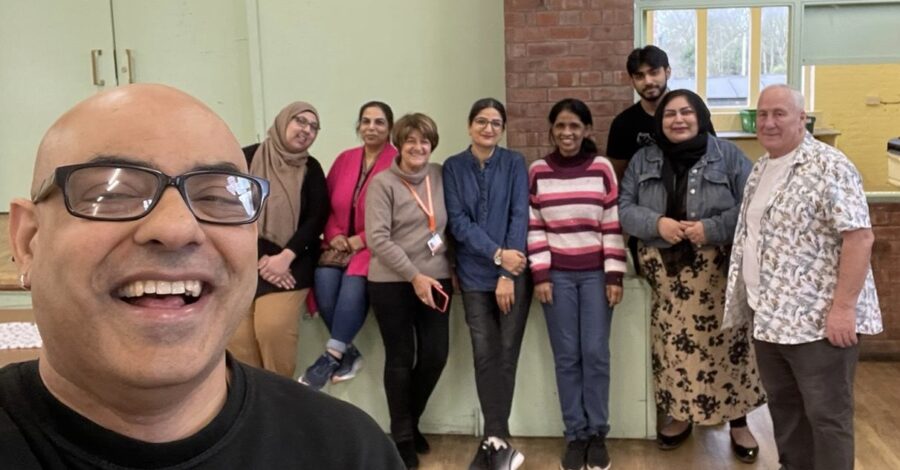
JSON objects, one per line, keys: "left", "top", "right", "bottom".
{"left": 117, "top": 280, "right": 203, "bottom": 298}
{"left": 185, "top": 280, "right": 201, "bottom": 297}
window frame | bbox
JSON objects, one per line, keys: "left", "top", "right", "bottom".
{"left": 639, "top": 2, "right": 798, "bottom": 111}
{"left": 636, "top": 0, "right": 899, "bottom": 111}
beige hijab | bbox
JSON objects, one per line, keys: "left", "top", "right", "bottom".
{"left": 251, "top": 101, "right": 318, "bottom": 247}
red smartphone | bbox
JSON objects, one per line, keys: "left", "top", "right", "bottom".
{"left": 431, "top": 285, "right": 450, "bottom": 313}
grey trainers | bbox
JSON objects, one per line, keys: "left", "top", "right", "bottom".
{"left": 586, "top": 435, "right": 610, "bottom": 470}
{"left": 332, "top": 344, "right": 363, "bottom": 383}
{"left": 299, "top": 352, "right": 340, "bottom": 391}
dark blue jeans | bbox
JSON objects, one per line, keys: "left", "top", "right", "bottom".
{"left": 314, "top": 266, "right": 368, "bottom": 353}
{"left": 461, "top": 274, "right": 531, "bottom": 438}
{"left": 541, "top": 269, "right": 613, "bottom": 441}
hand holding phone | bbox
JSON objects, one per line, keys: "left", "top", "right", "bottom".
{"left": 411, "top": 274, "right": 448, "bottom": 312}
{"left": 431, "top": 285, "right": 450, "bottom": 313}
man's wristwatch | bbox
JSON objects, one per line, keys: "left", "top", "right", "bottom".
{"left": 494, "top": 249, "right": 503, "bottom": 266}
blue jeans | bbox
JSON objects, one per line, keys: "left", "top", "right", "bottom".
{"left": 314, "top": 266, "right": 368, "bottom": 353}
{"left": 541, "top": 269, "right": 613, "bottom": 441}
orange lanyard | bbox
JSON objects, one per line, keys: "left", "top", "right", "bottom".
{"left": 401, "top": 175, "right": 436, "bottom": 233}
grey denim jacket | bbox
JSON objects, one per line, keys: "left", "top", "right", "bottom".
{"left": 619, "top": 135, "right": 752, "bottom": 247}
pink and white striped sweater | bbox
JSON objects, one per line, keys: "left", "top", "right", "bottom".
{"left": 527, "top": 151, "right": 626, "bottom": 286}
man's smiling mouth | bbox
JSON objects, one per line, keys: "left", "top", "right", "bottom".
{"left": 116, "top": 280, "right": 205, "bottom": 306}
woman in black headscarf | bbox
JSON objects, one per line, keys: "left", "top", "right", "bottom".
{"left": 619, "top": 90, "right": 764, "bottom": 462}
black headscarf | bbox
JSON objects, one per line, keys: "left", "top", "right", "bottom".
{"left": 653, "top": 90, "right": 716, "bottom": 275}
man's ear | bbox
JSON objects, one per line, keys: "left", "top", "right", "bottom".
{"left": 665, "top": 66, "right": 672, "bottom": 80}
{"left": 9, "top": 198, "right": 39, "bottom": 281}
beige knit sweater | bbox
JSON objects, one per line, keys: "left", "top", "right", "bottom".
{"left": 365, "top": 159, "right": 451, "bottom": 282}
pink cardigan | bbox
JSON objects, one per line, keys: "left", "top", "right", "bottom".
{"left": 322, "top": 144, "right": 397, "bottom": 276}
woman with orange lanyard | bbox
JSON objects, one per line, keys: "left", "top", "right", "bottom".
{"left": 365, "top": 113, "right": 452, "bottom": 469}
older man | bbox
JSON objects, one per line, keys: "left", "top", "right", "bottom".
{"left": 724, "top": 84, "right": 882, "bottom": 470}
{"left": 0, "top": 84, "right": 402, "bottom": 469}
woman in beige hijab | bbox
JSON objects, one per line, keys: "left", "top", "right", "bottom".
{"left": 228, "top": 101, "right": 329, "bottom": 378}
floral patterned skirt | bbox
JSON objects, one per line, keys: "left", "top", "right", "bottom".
{"left": 639, "top": 243, "right": 766, "bottom": 425}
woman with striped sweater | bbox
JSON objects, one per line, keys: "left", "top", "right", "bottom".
{"left": 527, "top": 98, "right": 626, "bottom": 470}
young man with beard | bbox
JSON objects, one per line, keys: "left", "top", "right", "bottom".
{"left": 606, "top": 45, "right": 671, "bottom": 181}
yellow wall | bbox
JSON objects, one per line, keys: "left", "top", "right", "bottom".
{"left": 814, "top": 64, "right": 900, "bottom": 191}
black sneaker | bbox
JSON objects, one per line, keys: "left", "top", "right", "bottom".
{"left": 413, "top": 428, "right": 430, "bottom": 454}
{"left": 468, "top": 440, "right": 492, "bottom": 470}
{"left": 395, "top": 439, "right": 418, "bottom": 469}
{"left": 586, "top": 435, "right": 610, "bottom": 470}
{"left": 298, "top": 352, "right": 340, "bottom": 391}
{"left": 332, "top": 344, "right": 363, "bottom": 383}
{"left": 560, "top": 438, "right": 589, "bottom": 470}
{"left": 491, "top": 443, "right": 525, "bottom": 470}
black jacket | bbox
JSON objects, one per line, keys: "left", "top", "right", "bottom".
{"left": 244, "top": 143, "right": 329, "bottom": 297}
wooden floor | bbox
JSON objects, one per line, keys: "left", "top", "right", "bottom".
{"left": 416, "top": 361, "right": 900, "bottom": 470}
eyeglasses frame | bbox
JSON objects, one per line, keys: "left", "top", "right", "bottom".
{"left": 31, "top": 162, "right": 270, "bottom": 226}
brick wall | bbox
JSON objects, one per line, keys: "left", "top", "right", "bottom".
{"left": 504, "top": 0, "right": 635, "bottom": 161}
{"left": 503, "top": 1, "right": 899, "bottom": 359}
{"left": 865, "top": 203, "right": 900, "bottom": 359}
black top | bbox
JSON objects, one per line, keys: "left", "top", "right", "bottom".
{"left": 243, "top": 143, "right": 329, "bottom": 297}
{"left": 606, "top": 102, "right": 657, "bottom": 161}
{"left": 0, "top": 358, "right": 404, "bottom": 469}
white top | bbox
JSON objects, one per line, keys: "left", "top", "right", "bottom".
{"left": 724, "top": 134, "right": 881, "bottom": 344}
{"left": 741, "top": 150, "right": 795, "bottom": 310}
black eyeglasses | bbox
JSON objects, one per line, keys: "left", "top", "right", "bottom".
{"left": 31, "top": 163, "right": 270, "bottom": 225}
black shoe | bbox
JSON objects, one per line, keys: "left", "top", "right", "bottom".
{"left": 468, "top": 441, "right": 492, "bottom": 470}
{"left": 560, "top": 438, "right": 589, "bottom": 470}
{"left": 396, "top": 439, "right": 419, "bottom": 469}
{"left": 730, "top": 430, "right": 759, "bottom": 463}
{"left": 492, "top": 443, "right": 525, "bottom": 470}
{"left": 413, "top": 429, "right": 430, "bottom": 454}
{"left": 586, "top": 435, "right": 610, "bottom": 470}
{"left": 656, "top": 422, "right": 693, "bottom": 450}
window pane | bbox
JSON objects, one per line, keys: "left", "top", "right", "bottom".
{"left": 652, "top": 10, "right": 696, "bottom": 93}
{"left": 706, "top": 8, "right": 750, "bottom": 107}
{"left": 761, "top": 7, "right": 789, "bottom": 89}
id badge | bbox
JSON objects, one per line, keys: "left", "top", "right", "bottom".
{"left": 427, "top": 232, "right": 444, "bottom": 255}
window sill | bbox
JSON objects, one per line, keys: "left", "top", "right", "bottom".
{"left": 718, "top": 128, "right": 841, "bottom": 140}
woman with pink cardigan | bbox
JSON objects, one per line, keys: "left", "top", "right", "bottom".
{"left": 299, "top": 101, "right": 398, "bottom": 390}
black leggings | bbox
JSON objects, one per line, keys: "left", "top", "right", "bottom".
{"left": 368, "top": 279, "right": 453, "bottom": 442}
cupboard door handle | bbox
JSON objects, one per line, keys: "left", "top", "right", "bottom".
{"left": 90, "top": 49, "right": 105, "bottom": 86}
{"left": 125, "top": 49, "right": 135, "bottom": 84}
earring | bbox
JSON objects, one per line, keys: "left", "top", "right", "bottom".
{"left": 19, "top": 273, "right": 30, "bottom": 291}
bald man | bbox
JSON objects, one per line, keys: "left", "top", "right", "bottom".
{"left": 724, "top": 85, "right": 881, "bottom": 470}
{"left": 0, "top": 84, "right": 403, "bottom": 469}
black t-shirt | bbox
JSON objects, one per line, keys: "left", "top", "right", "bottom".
{"left": 606, "top": 102, "right": 657, "bottom": 161}
{"left": 0, "top": 357, "right": 403, "bottom": 469}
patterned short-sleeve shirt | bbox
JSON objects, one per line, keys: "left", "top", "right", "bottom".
{"left": 723, "top": 134, "right": 882, "bottom": 344}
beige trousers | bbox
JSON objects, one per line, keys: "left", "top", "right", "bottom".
{"left": 228, "top": 289, "right": 308, "bottom": 378}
